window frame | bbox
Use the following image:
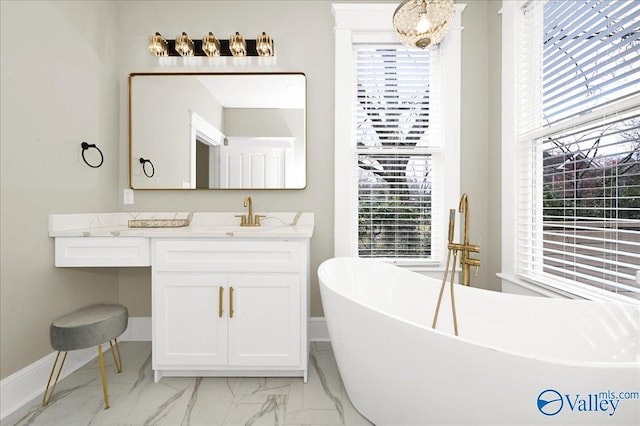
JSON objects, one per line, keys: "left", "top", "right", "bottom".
{"left": 501, "top": 0, "right": 640, "bottom": 303}
{"left": 332, "top": 2, "right": 465, "bottom": 272}
{"left": 355, "top": 46, "right": 438, "bottom": 262}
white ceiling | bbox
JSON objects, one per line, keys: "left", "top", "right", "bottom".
{"left": 197, "top": 74, "right": 306, "bottom": 109}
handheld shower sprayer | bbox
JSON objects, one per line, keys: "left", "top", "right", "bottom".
{"left": 433, "top": 194, "right": 481, "bottom": 336}
{"left": 448, "top": 209, "right": 456, "bottom": 244}
{"left": 434, "top": 208, "right": 460, "bottom": 335}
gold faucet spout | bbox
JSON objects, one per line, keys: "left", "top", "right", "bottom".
{"left": 238, "top": 196, "right": 262, "bottom": 226}
{"left": 458, "top": 193, "right": 469, "bottom": 245}
{"left": 244, "top": 196, "right": 253, "bottom": 224}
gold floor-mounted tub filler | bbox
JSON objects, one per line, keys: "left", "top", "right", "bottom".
{"left": 432, "top": 193, "right": 480, "bottom": 336}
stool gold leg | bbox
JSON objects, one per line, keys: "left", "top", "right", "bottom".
{"left": 98, "top": 345, "right": 110, "bottom": 409}
{"left": 109, "top": 338, "right": 123, "bottom": 373}
{"left": 43, "top": 351, "right": 67, "bottom": 406}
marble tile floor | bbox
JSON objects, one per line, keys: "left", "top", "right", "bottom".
{"left": 2, "top": 342, "right": 373, "bottom": 426}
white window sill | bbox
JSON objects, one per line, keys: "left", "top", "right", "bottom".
{"left": 380, "top": 259, "right": 451, "bottom": 273}
{"left": 498, "top": 273, "right": 640, "bottom": 306}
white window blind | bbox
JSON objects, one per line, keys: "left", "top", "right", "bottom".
{"left": 517, "top": 0, "right": 640, "bottom": 299}
{"left": 356, "top": 47, "right": 438, "bottom": 260}
{"left": 541, "top": 0, "right": 640, "bottom": 125}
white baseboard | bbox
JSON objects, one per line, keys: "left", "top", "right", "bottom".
{"left": 0, "top": 316, "right": 328, "bottom": 421}
{"left": 309, "top": 316, "right": 329, "bottom": 341}
{"left": 0, "top": 317, "right": 148, "bottom": 421}
{"left": 0, "top": 344, "right": 103, "bottom": 420}
{"left": 118, "top": 316, "right": 152, "bottom": 341}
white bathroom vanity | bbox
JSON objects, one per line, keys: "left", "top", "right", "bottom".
{"left": 49, "top": 212, "right": 314, "bottom": 382}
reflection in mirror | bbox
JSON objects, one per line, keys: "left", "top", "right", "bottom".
{"left": 129, "top": 73, "right": 306, "bottom": 189}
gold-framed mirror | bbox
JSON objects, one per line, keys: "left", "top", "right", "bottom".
{"left": 129, "top": 72, "right": 306, "bottom": 189}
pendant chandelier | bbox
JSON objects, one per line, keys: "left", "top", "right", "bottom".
{"left": 393, "top": 0, "right": 455, "bottom": 49}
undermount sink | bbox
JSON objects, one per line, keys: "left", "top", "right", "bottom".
{"left": 48, "top": 212, "right": 314, "bottom": 239}
{"left": 193, "top": 225, "right": 266, "bottom": 233}
{"left": 189, "top": 213, "right": 312, "bottom": 239}
{"left": 188, "top": 212, "right": 305, "bottom": 229}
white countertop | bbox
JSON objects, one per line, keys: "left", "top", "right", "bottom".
{"left": 49, "top": 212, "right": 314, "bottom": 239}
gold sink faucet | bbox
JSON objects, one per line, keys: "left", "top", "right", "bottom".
{"left": 236, "top": 196, "right": 265, "bottom": 227}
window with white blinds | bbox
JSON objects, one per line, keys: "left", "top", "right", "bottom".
{"left": 516, "top": 0, "right": 640, "bottom": 299}
{"left": 356, "top": 48, "right": 436, "bottom": 260}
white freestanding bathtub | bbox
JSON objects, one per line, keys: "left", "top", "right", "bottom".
{"left": 318, "top": 257, "right": 640, "bottom": 426}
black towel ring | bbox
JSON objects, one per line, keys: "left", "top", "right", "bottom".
{"left": 81, "top": 142, "right": 104, "bottom": 168}
{"left": 139, "top": 158, "right": 155, "bottom": 178}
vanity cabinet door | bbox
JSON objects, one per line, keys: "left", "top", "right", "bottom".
{"left": 154, "top": 272, "right": 228, "bottom": 366}
{"left": 227, "top": 273, "right": 301, "bottom": 367}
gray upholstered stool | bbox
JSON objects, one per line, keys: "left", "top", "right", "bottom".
{"left": 43, "top": 304, "right": 128, "bottom": 409}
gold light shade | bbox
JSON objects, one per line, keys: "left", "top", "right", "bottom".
{"left": 393, "top": 0, "right": 455, "bottom": 49}
{"left": 256, "top": 32, "right": 274, "bottom": 57}
{"left": 229, "top": 32, "right": 246, "bottom": 57}
{"left": 175, "top": 32, "right": 194, "bottom": 56}
{"left": 202, "top": 32, "right": 221, "bottom": 57}
{"left": 148, "top": 32, "right": 168, "bottom": 57}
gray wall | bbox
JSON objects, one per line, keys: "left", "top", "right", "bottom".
{"left": 460, "top": 0, "right": 502, "bottom": 291}
{"left": 114, "top": 0, "right": 339, "bottom": 318}
{"left": 130, "top": 76, "right": 225, "bottom": 188}
{"left": 0, "top": 0, "right": 121, "bottom": 378}
{"left": 0, "top": 0, "right": 501, "bottom": 379}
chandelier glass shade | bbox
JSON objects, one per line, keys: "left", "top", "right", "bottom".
{"left": 393, "top": 0, "right": 455, "bottom": 49}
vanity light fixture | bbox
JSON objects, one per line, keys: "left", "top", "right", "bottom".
{"left": 256, "top": 32, "right": 274, "bottom": 57}
{"left": 229, "top": 32, "right": 247, "bottom": 57}
{"left": 175, "top": 32, "right": 195, "bottom": 56}
{"left": 148, "top": 32, "right": 168, "bottom": 57}
{"left": 202, "top": 32, "right": 221, "bottom": 57}
{"left": 393, "top": 0, "right": 455, "bottom": 49}
{"left": 146, "top": 32, "right": 275, "bottom": 57}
